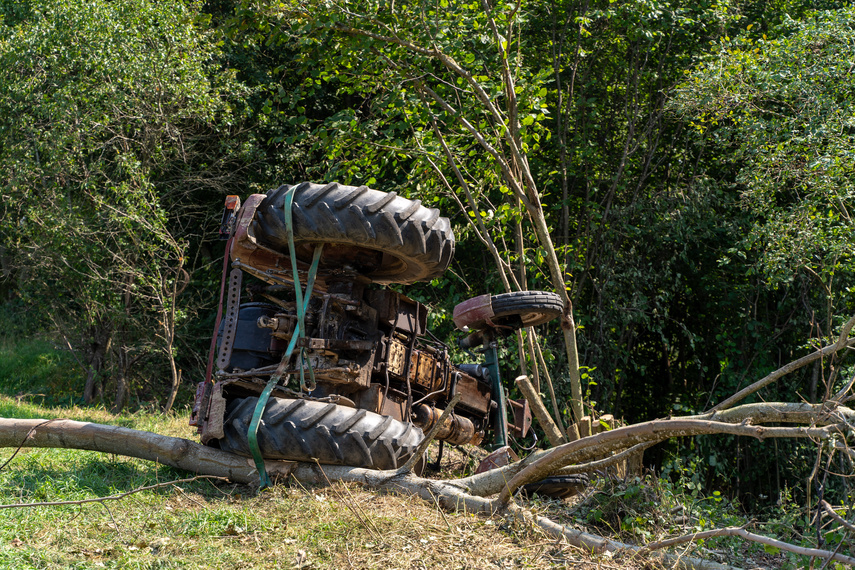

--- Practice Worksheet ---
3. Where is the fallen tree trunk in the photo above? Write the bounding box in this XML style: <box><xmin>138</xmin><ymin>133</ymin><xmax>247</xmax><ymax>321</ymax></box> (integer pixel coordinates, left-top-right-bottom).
<box><xmin>0</xmin><ymin>418</ymin><xmax>295</xmax><ymax>484</ymax></box>
<box><xmin>6</xmin><ymin>414</ymin><xmax>833</xmax><ymax>500</ymax></box>
<box><xmin>446</xmin><ymin>401</ymin><xmax>854</xmax><ymax>497</ymax></box>
<box><xmin>493</xmin><ymin>418</ymin><xmax>834</xmax><ymax>505</ymax></box>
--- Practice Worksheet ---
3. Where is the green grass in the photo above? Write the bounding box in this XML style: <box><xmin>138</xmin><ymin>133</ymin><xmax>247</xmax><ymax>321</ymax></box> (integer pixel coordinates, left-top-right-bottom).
<box><xmin>0</xmin><ymin>326</ymin><xmax>593</xmax><ymax>568</ymax></box>
<box><xmin>0</xmin><ymin>397</ymin><xmax>599</xmax><ymax>570</ymax></box>
<box><xmin>0</xmin><ymin>395</ymin><xmax>790</xmax><ymax>570</ymax></box>
<box><xmin>1</xmin><ymin>395</ymin><xmax>846</xmax><ymax>569</ymax></box>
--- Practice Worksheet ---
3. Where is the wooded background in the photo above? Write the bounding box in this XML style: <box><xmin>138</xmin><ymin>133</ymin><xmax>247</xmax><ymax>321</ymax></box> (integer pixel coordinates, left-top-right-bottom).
<box><xmin>0</xmin><ymin>0</ymin><xmax>853</xmax><ymax>511</ymax></box>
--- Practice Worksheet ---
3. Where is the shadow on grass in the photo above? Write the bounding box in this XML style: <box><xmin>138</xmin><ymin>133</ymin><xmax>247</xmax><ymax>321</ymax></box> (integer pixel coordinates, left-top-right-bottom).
<box><xmin>0</xmin><ymin>338</ymin><xmax>84</xmax><ymax>405</ymax></box>
<box><xmin>0</xmin><ymin>450</ymin><xmax>231</xmax><ymax>503</ymax></box>
<box><xmin>0</xmin><ymin>396</ymin><xmax>183</xmax><ymax>431</ymax></box>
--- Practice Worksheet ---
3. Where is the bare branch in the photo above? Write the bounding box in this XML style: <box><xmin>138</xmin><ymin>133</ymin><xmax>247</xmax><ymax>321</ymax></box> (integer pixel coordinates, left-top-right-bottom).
<box><xmin>421</xmin><ymin>116</ymin><xmax>514</xmax><ymax>291</ymax></box>
<box><xmin>520</xmin><ymin>504</ymin><xmax>739</xmax><ymax>570</ymax></box>
<box><xmin>495</xmin><ymin>418</ymin><xmax>834</xmax><ymax>506</ymax></box>
<box><xmin>0</xmin><ymin>418</ymin><xmax>62</xmax><ymax>472</ymax></box>
<box><xmin>0</xmin><ymin>417</ymin><xmax>296</xmax><ymax>485</ymax></box>
<box><xmin>397</xmin><ymin>394</ymin><xmax>461</xmax><ymax>474</ymax></box>
<box><xmin>554</xmin><ymin>441</ymin><xmax>656</xmax><ymax>476</ymax></box>
<box><xmin>820</xmin><ymin>500</ymin><xmax>855</xmax><ymax>534</ymax></box>
<box><xmin>531</xmin><ymin>329</ymin><xmax>568</xmax><ymax>438</ymax></box>
<box><xmin>452</xmin><ymin>403</ymin><xmax>850</xmax><ymax>497</ymax></box>
<box><xmin>641</xmin><ymin>526</ymin><xmax>855</xmax><ymax>566</ymax></box>
<box><xmin>515</xmin><ymin>375</ymin><xmax>566</xmax><ymax>446</ymax></box>
<box><xmin>692</xmin><ymin>402</ymin><xmax>855</xmax><ymax>425</ymax></box>
<box><xmin>414</xmin><ymin>81</ymin><xmax>531</xmax><ymax>206</ymax></box>
<box><xmin>711</xmin><ymin>314</ymin><xmax>855</xmax><ymax>412</ymax></box>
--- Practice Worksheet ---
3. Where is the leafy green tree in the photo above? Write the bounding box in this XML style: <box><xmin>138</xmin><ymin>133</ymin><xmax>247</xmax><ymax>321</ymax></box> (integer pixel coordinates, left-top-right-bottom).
<box><xmin>220</xmin><ymin>0</ymin><xmax>851</xmax><ymax>431</ymax></box>
<box><xmin>657</xmin><ymin>5</ymin><xmax>855</xmax><ymax>501</ymax></box>
<box><xmin>221</xmin><ymin>0</ymin><xmax>752</xmax><ymax>425</ymax></box>
<box><xmin>226</xmin><ymin>0</ymin><xmax>606</xmax><ymax>424</ymax></box>
<box><xmin>671</xmin><ymin>5</ymin><xmax>855</xmax><ymax>399</ymax></box>
<box><xmin>0</xmin><ymin>0</ymin><xmax>249</xmax><ymax>409</ymax></box>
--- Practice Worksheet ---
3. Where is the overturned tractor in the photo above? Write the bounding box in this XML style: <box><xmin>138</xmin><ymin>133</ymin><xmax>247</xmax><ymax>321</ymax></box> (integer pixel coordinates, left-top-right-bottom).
<box><xmin>190</xmin><ymin>182</ymin><xmax>567</xmax><ymax>484</ymax></box>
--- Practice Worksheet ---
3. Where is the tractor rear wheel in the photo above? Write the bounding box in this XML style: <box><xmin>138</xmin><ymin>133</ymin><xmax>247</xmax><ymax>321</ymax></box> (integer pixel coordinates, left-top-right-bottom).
<box><xmin>253</xmin><ymin>182</ymin><xmax>454</xmax><ymax>285</ymax></box>
<box><xmin>217</xmin><ymin>397</ymin><xmax>425</xmax><ymax>470</ymax></box>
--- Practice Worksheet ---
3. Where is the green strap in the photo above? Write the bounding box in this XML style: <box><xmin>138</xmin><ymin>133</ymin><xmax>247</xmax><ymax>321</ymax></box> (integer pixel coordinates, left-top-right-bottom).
<box><xmin>484</xmin><ymin>339</ymin><xmax>507</xmax><ymax>449</ymax></box>
<box><xmin>247</xmin><ymin>378</ymin><xmax>279</xmax><ymax>488</ymax></box>
<box><xmin>247</xmin><ymin>187</ymin><xmax>324</xmax><ymax>489</ymax></box>
<box><xmin>282</xmin><ymin>184</ymin><xmax>319</xmax><ymax>393</ymax></box>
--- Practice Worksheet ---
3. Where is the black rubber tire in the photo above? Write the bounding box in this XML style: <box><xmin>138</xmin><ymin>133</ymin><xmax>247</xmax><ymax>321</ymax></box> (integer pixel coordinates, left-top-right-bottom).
<box><xmin>490</xmin><ymin>291</ymin><xmax>564</xmax><ymax>328</ymax></box>
<box><xmin>217</xmin><ymin>397</ymin><xmax>425</xmax><ymax>470</ymax></box>
<box><xmin>520</xmin><ymin>474</ymin><xmax>589</xmax><ymax>500</ymax></box>
<box><xmin>252</xmin><ymin>182</ymin><xmax>455</xmax><ymax>285</ymax></box>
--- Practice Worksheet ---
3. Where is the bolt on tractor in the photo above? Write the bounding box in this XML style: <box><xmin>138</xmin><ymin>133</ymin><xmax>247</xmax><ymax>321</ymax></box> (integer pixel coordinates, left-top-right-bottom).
<box><xmin>190</xmin><ymin>182</ymin><xmax>581</xmax><ymax>493</ymax></box>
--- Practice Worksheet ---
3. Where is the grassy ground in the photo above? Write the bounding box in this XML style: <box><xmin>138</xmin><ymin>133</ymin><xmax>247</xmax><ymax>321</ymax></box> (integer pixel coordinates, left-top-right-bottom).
<box><xmin>0</xmin><ymin>396</ymin><xmax>644</xmax><ymax>570</ymax></box>
<box><xmin>0</xmin><ymin>334</ymin><xmax>815</xmax><ymax>570</ymax></box>
<box><xmin>0</xmin><ymin>395</ymin><xmax>806</xmax><ymax>570</ymax></box>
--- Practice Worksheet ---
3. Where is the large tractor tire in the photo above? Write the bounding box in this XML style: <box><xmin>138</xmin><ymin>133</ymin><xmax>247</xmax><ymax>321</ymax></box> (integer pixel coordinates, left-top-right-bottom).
<box><xmin>252</xmin><ymin>182</ymin><xmax>455</xmax><ymax>285</ymax></box>
<box><xmin>217</xmin><ymin>397</ymin><xmax>425</xmax><ymax>470</ymax></box>
<box><xmin>490</xmin><ymin>291</ymin><xmax>564</xmax><ymax>328</ymax></box>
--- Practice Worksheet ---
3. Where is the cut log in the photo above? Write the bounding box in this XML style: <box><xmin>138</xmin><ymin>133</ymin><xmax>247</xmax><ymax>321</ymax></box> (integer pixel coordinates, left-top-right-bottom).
<box><xmin>514</xmin><ymin>375</ymin><xmax>566</xmax><ymax>446</ymax></box>
<box><xmin>0</xmin><ymin>418</ymin><xmax>295</xmax><ymax>484</ymax></box>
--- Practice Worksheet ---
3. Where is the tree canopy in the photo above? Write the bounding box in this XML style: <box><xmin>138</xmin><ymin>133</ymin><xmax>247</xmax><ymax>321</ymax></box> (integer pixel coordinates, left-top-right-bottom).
<box><xmin>0</xmin><ymin>0</ymin><xmax>251</xmax><ymax>409</ymax></box>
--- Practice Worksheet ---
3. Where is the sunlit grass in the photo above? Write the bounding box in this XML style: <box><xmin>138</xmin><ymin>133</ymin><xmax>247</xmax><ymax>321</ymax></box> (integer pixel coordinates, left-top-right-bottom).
<box><xmin>0</xmin><ymin>395</ymin><xmax>600</xmax><ymax>569</ymax></box>
<box><xmin>0</xmin><ymin>329</ymin><xmax>799</xmax><ymax>568</ymax></box>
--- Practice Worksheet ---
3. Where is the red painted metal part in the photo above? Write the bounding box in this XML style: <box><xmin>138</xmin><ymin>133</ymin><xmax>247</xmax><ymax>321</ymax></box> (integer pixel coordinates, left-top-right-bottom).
<box><xmin>474</xmin><ymin>445</ymin><xmax>520</xmax><ymax>474</ymax></box>
<box><xmin>508</xmin><ymin>398</ymin><xmax>532</xmax><ymax>438</ymax></box>
<box><xmin>228</xmin><ymin>193</ymin><xmax>328</xmax><ymax>290</ymax></box>
<box><xmin>229</xmin><ymin>193</ymin><xmax>267</xmax><ymax>263</ymax></box>
<box><xmin>452</xmin><ymin>294</ymin><xmax>494</xmax><ymax>331</ymax></box>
